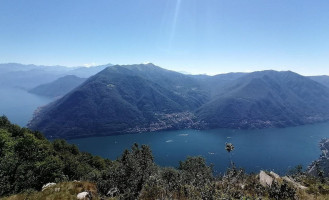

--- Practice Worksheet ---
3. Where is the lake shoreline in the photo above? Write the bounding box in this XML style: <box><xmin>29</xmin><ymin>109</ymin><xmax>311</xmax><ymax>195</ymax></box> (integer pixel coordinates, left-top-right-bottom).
<box><xmin>308</xmin><ymin>138</ymin><xmax>329</xmax><ymax>176</ymax></box>
<box><xmin>50</xmin><ymin>121</ymin><xmax>329</xmax><ymax>140</ymax></box>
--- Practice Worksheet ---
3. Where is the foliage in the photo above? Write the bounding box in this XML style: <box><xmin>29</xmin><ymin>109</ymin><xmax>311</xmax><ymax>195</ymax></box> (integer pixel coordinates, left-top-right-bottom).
<box><xmin>225</xmin><ymin>142</ymin><xmax>235</xmax><ymax>153</ymax></box>
<box><xmin>0</xmin><ymin>116</ymin><xmax>109</xmax><ymax>196</ymax></box>
<box><xmin>179</xmin><ymin>156</ymin><xmax>213</xmax><ymax>187</ymax></box>
<box><xmin>95</xmin><ymin>143</ymin><xmax>156</xmax><ymax>199</ymax></box>
<box><xmin>268</xmin><ymin>181</ymin><xmax>296</xmax><ymax>200</ymax></box>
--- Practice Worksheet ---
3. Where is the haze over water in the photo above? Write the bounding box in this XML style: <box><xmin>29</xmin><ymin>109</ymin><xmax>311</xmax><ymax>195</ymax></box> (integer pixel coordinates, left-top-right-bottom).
<box><xmin>0</xmin><ymin>87</ymin><xmax>53</xmax><ymax>126</ymax></box>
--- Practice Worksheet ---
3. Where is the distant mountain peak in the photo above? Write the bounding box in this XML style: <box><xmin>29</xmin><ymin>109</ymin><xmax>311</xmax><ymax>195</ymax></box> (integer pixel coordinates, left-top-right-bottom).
<box><xmin>104</xmin><ymin>63</ymin><xmax>171</xmax><ymax>74</ymax></box>
<box><xmin>28</xmin><ymin>75</ymin><xmax>87</xmax><ymax>98</ymax></box>
<box><xmin>142</xmin><ymin>61</ymin><xmax>154</xmax><ymax>65</ymax></box>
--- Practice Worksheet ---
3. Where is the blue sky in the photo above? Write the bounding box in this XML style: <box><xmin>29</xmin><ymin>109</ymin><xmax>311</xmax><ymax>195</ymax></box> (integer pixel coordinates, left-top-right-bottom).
<box><xmin>1</xmin><ymin>0</ymin><xmax>329</xmax><ymax>75</ymax></box>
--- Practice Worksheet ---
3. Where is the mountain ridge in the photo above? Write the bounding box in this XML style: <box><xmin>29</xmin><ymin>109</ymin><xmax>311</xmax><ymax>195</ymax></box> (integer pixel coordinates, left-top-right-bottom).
<box><xmin>28</xmin><ymin>75</ymin><xmax>87</xmax><ymax>98</ymax></box>
<box><xmin>0</xmin><ymin>63</ymin><xmax>112</xmax><ymax>89</ymax></box>
<box><xmin>28</xmin><ymin>64</ymin><xmax>329</xmax><ymax>139</ymax></box>
<box><xmin>28</xmin><ymin>64</ymin><xmax>206</xmax><ymax>138</ymax></box>
<box><xmin>197</xmin><ymin>70</ymin><xmax>329</xmax><ymax>129</ymax></box>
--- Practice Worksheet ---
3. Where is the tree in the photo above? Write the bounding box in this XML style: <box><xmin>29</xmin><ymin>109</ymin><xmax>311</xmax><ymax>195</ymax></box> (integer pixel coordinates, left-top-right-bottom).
<box><xmin>179</xmin><ymin>156</ymin><xmax>213</xmax><ymax>187</ymax></box>
<box><xmin>225</xmin><ymin>142</ymin><xmax>235</xmax><ymax>167</ymax></box>
<box><xmin>116</xmin><ymin>143</ymin><xmax>156</xmax><ymax>199</ymax></box>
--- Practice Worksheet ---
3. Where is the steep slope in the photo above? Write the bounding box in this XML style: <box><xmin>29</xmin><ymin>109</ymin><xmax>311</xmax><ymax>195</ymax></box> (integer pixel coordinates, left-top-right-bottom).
<box><xmin>192</xmin><ymin>72</ymin><xmax>247</xmax><ymax>97</ymax></box>
<box><xmin>29</xmin><ymin>75</ymin><xmax>87</xmax><ymax>98</ymax></box>
<box><xmin>309</xmin><ymin>75</ymin><xmax>329</xmax><ymax>88</ymax></box>
<box><xmin>29</xmin><ymin>64</ymin><xmax>207</xmax><ymax>138</ymax></box>
<box><xmin>197</xmin><ymin>70</ymin><xmax>329</xmax><ymax>128</ymax></box>
<box><xmin>106</xmin><ymin>63</ymin><xmax>209</xmax><ymax>106</ymax></box>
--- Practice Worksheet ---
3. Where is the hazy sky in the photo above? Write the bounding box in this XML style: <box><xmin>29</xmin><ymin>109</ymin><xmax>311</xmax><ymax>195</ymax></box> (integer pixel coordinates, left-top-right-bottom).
<box><xmin>1</xmin><ymin>0</ymin><xmax>329</xmax><ymax>75</ymax></box>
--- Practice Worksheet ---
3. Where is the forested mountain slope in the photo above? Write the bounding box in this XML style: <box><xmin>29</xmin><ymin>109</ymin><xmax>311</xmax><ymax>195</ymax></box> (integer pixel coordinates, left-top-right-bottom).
<box><xmin>29</xmin><ymin>65</ymin><xmax>329</xmax><ymax>139</ymax></box>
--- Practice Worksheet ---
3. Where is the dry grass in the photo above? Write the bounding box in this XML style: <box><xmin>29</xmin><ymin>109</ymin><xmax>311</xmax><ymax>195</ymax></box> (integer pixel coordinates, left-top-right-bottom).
<box><xmin>0</xmin><ymin>181</ymin><xmax>107</xmax><ymax>200</ymax></box>
<box><xmin>3</xmin><ymin>179</ymin><xmax>329</xmax><ymax>200</ymax></box>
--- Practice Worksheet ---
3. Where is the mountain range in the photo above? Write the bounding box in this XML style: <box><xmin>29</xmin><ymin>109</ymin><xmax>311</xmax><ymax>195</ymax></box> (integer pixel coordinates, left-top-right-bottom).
<box><xmin>0</xmin><ymin>63</ymin><xmax>111</xmax><ymax>89</ymax></box>
<box><xmin>28</xmin><ymin>75</ymin><xmax>87</xmax><ymax>98</ymax></box>
<box><xmin>27</xmin><ymin>63</ymin><xmax>329</xmax><ymax>139</ymax></box>
<box><xmin>197</xmin><ymin>70</ymin><xmax>329</xmax><ymax>129</ymax></box>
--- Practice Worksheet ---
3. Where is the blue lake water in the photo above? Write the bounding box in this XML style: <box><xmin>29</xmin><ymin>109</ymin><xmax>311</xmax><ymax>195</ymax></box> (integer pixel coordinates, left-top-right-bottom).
<box><xmin>69</xmin><ymin>123</ymin><xmax>329</xmax><ymax>175</ymax></box>
<box><xmin>0</xmin><ymin>87</ymin><xmax>53</xmax><ymax>126</ymax></box>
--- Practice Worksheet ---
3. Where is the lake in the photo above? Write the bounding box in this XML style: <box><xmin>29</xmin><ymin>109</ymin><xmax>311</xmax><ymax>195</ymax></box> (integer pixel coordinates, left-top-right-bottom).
<box><xmin>0</xmin><ymin>87</ymin><xmax>53</xmax><ymax>126</ymax></box>
<box><xmin>69</xmin><ymin>122</ymin><xmax>329</xmax><ymax>175</ymax></box>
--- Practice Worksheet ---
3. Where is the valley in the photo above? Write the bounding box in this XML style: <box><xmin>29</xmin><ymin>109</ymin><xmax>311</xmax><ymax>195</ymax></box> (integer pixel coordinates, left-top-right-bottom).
<box><xmin>3</xmin><ymin>2</ymin><xmax>329</xmax><ymax>198</ymax></box>
<box><xmin>2</xmin><ymin>62</ymin><xmax>329</xmax><ymax>178</ymax></box>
